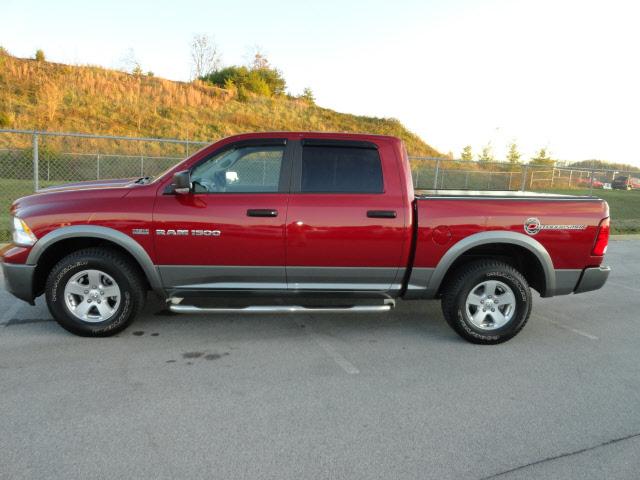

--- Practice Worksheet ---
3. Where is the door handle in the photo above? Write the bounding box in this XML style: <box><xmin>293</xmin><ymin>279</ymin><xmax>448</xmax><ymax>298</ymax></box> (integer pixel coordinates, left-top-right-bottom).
<box><xmin>247</xmin><ymin>209</ymin><xmax>278</xmax><ymax>217</ymax></box>
<box><xmin>367</xmin><ymin>210</ymin><xmax>397</xmax><ymax>219</ymax></box>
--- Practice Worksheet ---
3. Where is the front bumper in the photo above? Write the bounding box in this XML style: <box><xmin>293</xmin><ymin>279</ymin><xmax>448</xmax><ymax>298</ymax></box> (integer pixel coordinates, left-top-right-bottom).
<box><xmin>574</xmin><ymin>265</ymin><xmax>611</xmax><ymax>294</ymax></box>
<box><xmin>1</xmin><ymin>262</ymin><xmax>36</xmax><ymax>304</ymax></box>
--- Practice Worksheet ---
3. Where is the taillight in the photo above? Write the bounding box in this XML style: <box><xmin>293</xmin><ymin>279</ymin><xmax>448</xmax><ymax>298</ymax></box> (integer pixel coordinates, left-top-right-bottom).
<box><xmin>592</xmin><ymin>217</ymin><xmax>610</xmax><ymax>256</ymax></box>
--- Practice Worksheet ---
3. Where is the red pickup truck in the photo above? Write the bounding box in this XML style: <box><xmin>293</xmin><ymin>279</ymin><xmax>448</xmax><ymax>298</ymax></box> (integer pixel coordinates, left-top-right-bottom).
<box><xmin>1</xmin><ymin>132</ymin><xmax>611</xmax><ymax>344</ymax></box>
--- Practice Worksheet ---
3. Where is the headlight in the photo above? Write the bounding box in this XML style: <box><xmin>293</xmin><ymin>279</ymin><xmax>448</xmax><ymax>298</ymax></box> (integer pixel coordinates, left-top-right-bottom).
<box><xmin>12</xmin><ymin>217</ymin><xmax>38</xmax><ymax>247</ymax></box>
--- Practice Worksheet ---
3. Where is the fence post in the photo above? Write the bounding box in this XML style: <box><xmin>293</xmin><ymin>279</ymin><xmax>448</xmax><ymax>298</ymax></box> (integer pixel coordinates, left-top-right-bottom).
<box><xmin>589</xmin><ymin>169</ymin><xmax>595</xmax><ymax>196</ymax></box>
<box><xmin>433</xmin><ymin>158</ymin><xmax>440</xmax><ymax>190</ymax></box>
<box><xmin>529</xmin><ymin>169</ymin><xmax>535</xmax><ymax>189</ymax></box>
<box><xmin>520</xmin><ymin>165</ymin><xmax>528</xmax><ymax>192</ymax></box>
<box><xmin>140</xmin><ymin>156</ymin><xmax>144</xmax><ymax>176</ymax></box>
<box><xmin>32</xmin><ymin>132</ymin><xmax>39</xmax><ymax>191</ymax></box>
<box><xmin>97</xmin><ymin>154</ymin><xmax>100</xmax><ymax>180</ymax></box>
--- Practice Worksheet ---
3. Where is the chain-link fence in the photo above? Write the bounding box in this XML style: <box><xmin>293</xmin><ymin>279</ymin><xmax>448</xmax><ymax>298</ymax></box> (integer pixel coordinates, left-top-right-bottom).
<box><xmin>1</xmin><ymin>129</ymin><xmax>639</xmax><ymax>240</ymax></box>
<box><xmin>0</xmin><ymin>129</ymin><xmax>208</xmax><ymax>241</ymax></box>
<box><xmin>409</xmin><ymin>157</ymin><xmax>640</xmax><ymax>193</ymax></box>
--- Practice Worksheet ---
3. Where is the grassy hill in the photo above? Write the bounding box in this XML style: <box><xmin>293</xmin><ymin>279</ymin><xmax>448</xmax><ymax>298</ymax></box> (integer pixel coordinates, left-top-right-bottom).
<box><xmin>0</xmin><ymin>51</ymin><xmax>441</xmax><ymax>156</ymax></box>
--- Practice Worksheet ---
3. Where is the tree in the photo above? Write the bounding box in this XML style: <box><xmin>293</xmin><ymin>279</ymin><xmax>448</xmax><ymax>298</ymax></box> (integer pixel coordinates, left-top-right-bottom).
<box><xmin>120</xmin><ymin>48</ymin><xmax>142</xmax><ymax>74</ymax></box>
<box><xmin>301</xmin><ymin>87</ymin><xmax>315</xmax><ymax>104</ymax></box>
<box><xmin>460</xmin><ymin>145</ymin><xmax>473</xmax><ymax>161</ymax></box>
<box><xmin>35</xmin><ymin>49</ymin><xmax>45</xmax><ymax>62</ymax></box>
<box><xmin>530</xmin><ymin>148</ymin><xmax>555</xmax><ymax>167</ymax></box>
<box><xmin>251</xmin><ymin>51</ymin><xmax>269</xmax><ymax>70</ymax></box>
<box><xmin>506</xmin><ymin>142</ymin><xmax>521</xmax><ymax>164</ymax></box>
<box><xmin>191</xmin><ymin>34</ymin><xmax>221</xmax><ymax>79</ymax></box>
<box><xmin>478</xmin><ymin>144</ymin><xmax>495</xmax><ymax>164</ymax></box>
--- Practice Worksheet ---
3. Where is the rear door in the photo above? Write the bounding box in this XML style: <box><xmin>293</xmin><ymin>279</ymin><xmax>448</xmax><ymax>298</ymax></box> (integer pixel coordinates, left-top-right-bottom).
<box><xmin>153</xmin><ymin>138</ymin><xmax>292</xmax><ymax>291</ymax></box>
<box><xmin>285</xmin><ymin>139</ymin><xmax>408</xmax><ymax>292</ymax></box>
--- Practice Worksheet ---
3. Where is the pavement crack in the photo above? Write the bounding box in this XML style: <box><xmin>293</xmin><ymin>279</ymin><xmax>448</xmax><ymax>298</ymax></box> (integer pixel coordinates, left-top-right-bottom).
<box><xmin>5</xmin><ymin>318</ymin><xmax>53</xmax><ymax>326</ymax></box>
<box><xmin>479</xmin><ymin>431</ymin><xmax>640</xmax><ymax>479</ymax></box>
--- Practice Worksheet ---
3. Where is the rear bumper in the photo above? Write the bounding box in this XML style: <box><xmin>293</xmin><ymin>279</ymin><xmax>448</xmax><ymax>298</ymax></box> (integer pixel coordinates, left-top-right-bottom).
<box><xmin>1</xmin><ymin>262</ymin><xmax>36</xmax><ymax>304</ymax></box>
<box><xmin>574</xmin><ymin>266</ymin><xmax>611</xmax><ymax>294</ymax></box>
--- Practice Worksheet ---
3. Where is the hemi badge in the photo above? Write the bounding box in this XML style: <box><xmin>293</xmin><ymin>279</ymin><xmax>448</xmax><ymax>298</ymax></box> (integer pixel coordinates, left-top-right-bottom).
<box><xmin>132</xmin><ymin>228</ymin><xmax>149</xmax><ymax>235</ymax></box>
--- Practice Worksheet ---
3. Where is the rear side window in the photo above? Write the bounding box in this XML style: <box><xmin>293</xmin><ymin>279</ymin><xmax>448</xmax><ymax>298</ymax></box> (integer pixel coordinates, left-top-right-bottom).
<box><xmin>301</xmin><ymin>146</ymin><xmax>383</xmax><ymax>193</ymax></box>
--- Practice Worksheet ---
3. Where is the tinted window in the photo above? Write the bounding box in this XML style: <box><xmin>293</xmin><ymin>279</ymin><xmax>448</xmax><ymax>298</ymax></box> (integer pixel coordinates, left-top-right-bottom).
<box><xmin>191</xmin><ymin>145</ymin><xmax>284</xmax><ymax>193</ymax></box>
<box><xmin>301</xmin><ymin>146</ymin><xmax>383</xmax><ymax>193</ymax></box>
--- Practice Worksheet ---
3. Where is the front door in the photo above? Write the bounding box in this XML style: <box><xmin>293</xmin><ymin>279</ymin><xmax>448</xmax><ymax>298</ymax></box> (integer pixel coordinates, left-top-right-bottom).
<box><xmin>285</xmin><ymin>139</ymin><xmax>408</xmax><ymax>292</ymax></box>
<box><xmin>154</xmin><ymin>139</ymin><xmax>291</xmax><ymax>291</ymax></box>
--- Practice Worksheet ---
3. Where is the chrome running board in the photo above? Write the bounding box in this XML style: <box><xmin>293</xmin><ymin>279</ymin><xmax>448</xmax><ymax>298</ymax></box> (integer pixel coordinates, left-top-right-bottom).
<box><xmin>169</xmin><ymin>302</ymin><xmax>394</xmax><ymax>315</ymax></box>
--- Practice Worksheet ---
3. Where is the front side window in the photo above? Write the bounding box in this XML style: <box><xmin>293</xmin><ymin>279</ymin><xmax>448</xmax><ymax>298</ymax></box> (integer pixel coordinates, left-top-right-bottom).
<box><xmin>301</xmin><ymin>146</ymin><xmax>383</xmax><ymax>193</ymax></box>
<box><xmin>191</xmin><ymin>145</ymin><xmax>284</xmax><ymax>193</ymax></box>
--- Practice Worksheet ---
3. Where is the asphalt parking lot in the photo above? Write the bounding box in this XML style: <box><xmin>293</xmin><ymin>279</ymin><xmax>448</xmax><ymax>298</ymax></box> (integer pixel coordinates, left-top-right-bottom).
<box><xmin>1</xmin><ymin>240</ymin><xmax>639</xmax><ymax>480</ymax></box>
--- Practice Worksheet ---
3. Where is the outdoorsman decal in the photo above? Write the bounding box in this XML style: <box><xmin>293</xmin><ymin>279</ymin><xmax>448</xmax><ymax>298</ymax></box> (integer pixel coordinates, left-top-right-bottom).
<box><xmin>524</xmin><ymin>217</ymin><xmax>587</xmax><ymax>236</ymax></box>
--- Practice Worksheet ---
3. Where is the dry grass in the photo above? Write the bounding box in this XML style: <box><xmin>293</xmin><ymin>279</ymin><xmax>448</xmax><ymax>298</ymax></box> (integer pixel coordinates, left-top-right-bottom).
<box><xmin>0</xmin><ymin>53</ymin><xmax>441</xmax><ymax>156</ymax></box>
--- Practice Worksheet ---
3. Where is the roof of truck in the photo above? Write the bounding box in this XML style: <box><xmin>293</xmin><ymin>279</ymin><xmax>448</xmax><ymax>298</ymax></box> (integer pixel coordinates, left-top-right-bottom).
<box><xmin>220</xmin><ymin>131</ymin><xmax>402</xmax><ymax>142</ymax></box>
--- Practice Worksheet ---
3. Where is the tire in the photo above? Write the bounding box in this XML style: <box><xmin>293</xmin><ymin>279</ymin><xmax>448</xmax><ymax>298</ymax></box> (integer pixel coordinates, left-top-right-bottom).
<box><xmin>441</xmin><ymin>260</ymin><xmax>532</xmax><ymax>344</ymax></box>
<box><xmin>45</xmin><ymin>248</ymin><xmax>146</xmax><ymax>337</ymax></box>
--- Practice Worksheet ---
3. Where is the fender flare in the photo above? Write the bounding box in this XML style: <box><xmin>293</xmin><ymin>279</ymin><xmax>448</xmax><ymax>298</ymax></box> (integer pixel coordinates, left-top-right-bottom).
<box><xmin>407</xmin><ymin>231</ymin><xmax>555</xmax><ymax>298</ymax></box>
<box><xmin>27</xmin><ymin>225</ymin><xmax>164</xmax><ymax>293</ymax></box>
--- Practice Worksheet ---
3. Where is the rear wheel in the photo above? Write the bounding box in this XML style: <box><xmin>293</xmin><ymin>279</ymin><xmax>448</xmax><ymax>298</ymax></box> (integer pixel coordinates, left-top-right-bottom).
<box><xmin>441</xmin><ymin>260</ymin><xmax>532</xmax><ymax>344</ymax></box>
<box><xmin>45</xmin><ymin>248</ymin><xmax>146</xmax><ymax>336</ymax></box>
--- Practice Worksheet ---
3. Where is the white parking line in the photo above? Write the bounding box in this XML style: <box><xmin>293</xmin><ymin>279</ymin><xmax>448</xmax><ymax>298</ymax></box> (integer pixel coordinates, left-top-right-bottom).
<box><xmin>607</xmin><ymin>281</ymin><xmax>640</xmax><ymax>293</ymax></box>
<box><xmin>0</xmin><ymin>300</ymin><xmax>24</xmax><ymax>326</ymax></box>
<box><xmin>537</xmin><ymin>314</ymin><xmax>599</xmax><ymax>340</ymax></box>
<box><xmin>299</xmin><ymin>320</ymin><xmax>360</xmax><ymax>375</ymax></box>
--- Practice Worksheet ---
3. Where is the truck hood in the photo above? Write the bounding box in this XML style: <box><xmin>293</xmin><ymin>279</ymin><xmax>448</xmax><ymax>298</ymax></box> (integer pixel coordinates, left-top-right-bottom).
<box><xmin>39</xmin><ymin>178</ymin><xmax>137</xmax><ymax>193</ymax></box>
<box><xmin>12</xmin><ymin>178</ymin><xmax>141</xmax><ymax>217</ymax></box>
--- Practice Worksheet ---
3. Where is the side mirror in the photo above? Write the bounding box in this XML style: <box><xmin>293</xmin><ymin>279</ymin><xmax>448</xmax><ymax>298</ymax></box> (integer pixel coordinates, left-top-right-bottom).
<box><xmin>172</xmin><ymin>170</ymin><xmax>191</xmax><ymax>194</ymax></box>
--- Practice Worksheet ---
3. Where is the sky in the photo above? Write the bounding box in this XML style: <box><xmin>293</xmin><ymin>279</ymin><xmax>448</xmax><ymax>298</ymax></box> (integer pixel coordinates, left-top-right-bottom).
<box><xmin>2</xmin><ymin>0</ymin><xmax>639</xmax><ymax>164</ymax></box>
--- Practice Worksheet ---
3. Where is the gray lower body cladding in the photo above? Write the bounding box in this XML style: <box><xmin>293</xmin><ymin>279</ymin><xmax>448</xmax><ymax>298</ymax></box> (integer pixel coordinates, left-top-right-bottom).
<box><xmin>403</xmin><ymin>266</ymin><xmax>605</xmax><ymax>298</ymax></box>
<box><xmin>1</xmin><ymin>262</ymin><xmax>36</xmax><ymax>304</ymax></box>
<box><xmin>158</xmin><ymin>265</ymin><xmax>405</xmax><ymax>293</ymax></box>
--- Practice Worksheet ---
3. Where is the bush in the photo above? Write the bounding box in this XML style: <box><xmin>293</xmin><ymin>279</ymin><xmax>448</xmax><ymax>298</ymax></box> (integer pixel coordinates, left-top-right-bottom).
<box><xmin>202</xmin><ymin>65</ymin><xmax>286</xmax><ymax>97</ymax></box>
<box><xmin>301</xmin><ymin>88</ymin><xmax>315</xmax><ymax>104</ymax></box>
<box><xmin>0</xmin><ymin>111</ymin><xmax>11</xmax><ymax>127</ymax></box>
<box><xmin>35</xmin><ymin>49</ymin><xmax>45</xmax><ymax>62</ymax></box>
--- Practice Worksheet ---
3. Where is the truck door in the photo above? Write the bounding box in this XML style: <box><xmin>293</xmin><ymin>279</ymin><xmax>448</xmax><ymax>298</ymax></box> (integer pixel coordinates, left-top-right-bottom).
<box><xmin>285</xmin><ymin>139</ymin><xmax>408</xmax><ymax>292</ymax></box>
<box><xmin>153</xmin><ymin>139</ymin><xmax>292</xmax><ymax>291</ymax></box>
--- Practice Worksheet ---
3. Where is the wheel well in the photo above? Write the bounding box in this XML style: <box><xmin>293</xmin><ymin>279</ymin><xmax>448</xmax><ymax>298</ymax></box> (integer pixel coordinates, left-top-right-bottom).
<box><xmin>33</xmin><ymin>238</ymin><xmax>151</xmax><ymax>297</ymax></box>
<box><xmin>437</xmin><ymin>243</ymin><xmax>547</xmax><ymax>296</ymax></box>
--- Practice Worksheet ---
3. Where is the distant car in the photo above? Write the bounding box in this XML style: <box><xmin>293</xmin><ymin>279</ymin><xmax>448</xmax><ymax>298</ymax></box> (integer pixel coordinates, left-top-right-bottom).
<box><xmin>612</xmin><ymin>175</ymin><xmax>640</xmax><ymax>190</ymax></box>
<box><xmin>577</xmin><ymin>177</ymin><xmax>604</xmax><ymax>188</ymax></box>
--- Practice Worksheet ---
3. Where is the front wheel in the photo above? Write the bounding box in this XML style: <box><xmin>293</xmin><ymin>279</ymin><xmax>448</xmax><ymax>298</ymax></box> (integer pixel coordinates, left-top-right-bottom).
<box><xmin>441</xmin><ymin>260</ymin><xmax>532</xmax><ymax>344</ymax></box>
<box><xmin>45</xmin><ymin>248</ymin><xmax>146</xmax><ymax>336</ymax></box>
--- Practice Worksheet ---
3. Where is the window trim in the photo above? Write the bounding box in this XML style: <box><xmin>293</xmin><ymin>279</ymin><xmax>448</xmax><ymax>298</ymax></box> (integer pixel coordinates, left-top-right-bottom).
<box><xmin>187</xmin><ymin>138</ymin><xmax>292</xmax><ymax>195</ymax></box>
<box><xmin>291</xmin><ymin>139</ymin><xmax>385</xmax><ymax>194</ymax></box>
